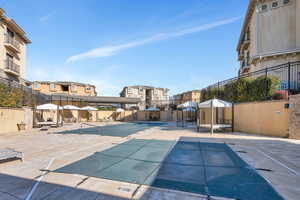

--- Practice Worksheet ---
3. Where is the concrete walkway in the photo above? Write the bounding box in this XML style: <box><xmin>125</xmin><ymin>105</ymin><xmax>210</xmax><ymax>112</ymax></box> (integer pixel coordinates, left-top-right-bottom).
<box><xmin>0</xmin><ymin>122</ymin><xmax>299</xmax><ymax>200</ymax></box>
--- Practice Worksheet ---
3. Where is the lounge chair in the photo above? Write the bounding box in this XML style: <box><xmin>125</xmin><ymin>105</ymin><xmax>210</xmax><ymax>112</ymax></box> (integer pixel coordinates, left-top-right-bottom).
<box><xmin>0</xmin><ymin>149</ymin><xmax>23</xmax><ymax>163</ymax></box>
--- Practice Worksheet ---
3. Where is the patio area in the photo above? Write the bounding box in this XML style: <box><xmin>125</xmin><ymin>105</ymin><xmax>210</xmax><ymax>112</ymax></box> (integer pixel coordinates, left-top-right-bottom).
<box><xmin>0</xmin><ymin>122</ymin><xmax>299</xmax><ymax>200</ymax></box>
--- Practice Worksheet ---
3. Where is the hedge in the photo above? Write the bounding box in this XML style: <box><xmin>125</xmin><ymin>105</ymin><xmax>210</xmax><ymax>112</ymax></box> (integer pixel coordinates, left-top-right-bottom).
<box><xmin>201</xmin><ymin>75</ymin><xmax>280</xmax><ymax>103</ymax></box>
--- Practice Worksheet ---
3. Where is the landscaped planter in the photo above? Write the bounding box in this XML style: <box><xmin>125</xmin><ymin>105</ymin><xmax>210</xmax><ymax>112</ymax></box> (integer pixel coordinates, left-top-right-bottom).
<box><xmin>17</xmin><ymin>123</ymin><xmax>26</xmax><ymax>131</ymax></box>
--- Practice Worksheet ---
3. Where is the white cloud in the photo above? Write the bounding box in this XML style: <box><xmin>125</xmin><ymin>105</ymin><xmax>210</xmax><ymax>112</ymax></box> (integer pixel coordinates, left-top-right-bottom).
<box><xmin>66</xmin><ymin>16</ymin><xmax>241</xmax><ymax>62</ymax></box>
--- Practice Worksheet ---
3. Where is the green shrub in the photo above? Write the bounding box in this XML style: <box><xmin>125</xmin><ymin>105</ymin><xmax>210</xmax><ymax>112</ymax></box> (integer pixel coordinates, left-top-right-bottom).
<box><xmin>201</xmin><ymin>75</ymin><xmax>280</xmax><ymax>103</ymax></box>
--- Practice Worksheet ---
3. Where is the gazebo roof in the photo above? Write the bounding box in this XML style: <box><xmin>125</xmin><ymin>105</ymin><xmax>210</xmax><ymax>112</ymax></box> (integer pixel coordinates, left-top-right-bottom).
<box><xmin>198</xmin><ymin>99</ymin><xmax>232</xmax><ymax>108</ymax></box>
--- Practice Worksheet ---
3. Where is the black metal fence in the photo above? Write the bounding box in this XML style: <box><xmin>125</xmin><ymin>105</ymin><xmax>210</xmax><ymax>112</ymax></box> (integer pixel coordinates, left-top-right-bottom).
<box><xmin>201</xmin><ymin>61</ymin><xmax>300</xmax><ymax>103</ymax></box>
<box><xmin>0</xmin><ymin>77</ymin><xmax>88</xmax><ymax>108</ymax></box>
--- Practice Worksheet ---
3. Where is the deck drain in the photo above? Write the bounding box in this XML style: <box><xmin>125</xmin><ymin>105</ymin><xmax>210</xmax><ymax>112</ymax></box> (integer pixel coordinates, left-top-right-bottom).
<box><xmin>117</xmin><ymin>186</ymin><xmax>132</xmax><ymax>193</ymax></box>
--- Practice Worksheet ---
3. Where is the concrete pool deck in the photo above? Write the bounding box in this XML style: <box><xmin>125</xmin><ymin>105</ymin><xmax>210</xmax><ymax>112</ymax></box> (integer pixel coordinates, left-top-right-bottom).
<box><xmin>0</xmin><ymin>122</ymin><xmax>299</xmax><ymax>200</ymax></box>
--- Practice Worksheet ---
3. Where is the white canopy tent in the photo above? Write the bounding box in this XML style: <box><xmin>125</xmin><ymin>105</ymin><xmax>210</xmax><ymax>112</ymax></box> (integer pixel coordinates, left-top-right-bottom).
<box><xmin>116</xmin><ymin>108</ymin><xmax>125</xmax><ymax>113</ymax></box>
<box><xmin>81</xmin><ymin>106</ymin><xmax>97</xmax><ymax>111</ymax></box>
<box><xmin>63</xmin><ymin>105</ymin><xmax>81</xmax><ymax>123</ymax></box>
<box><xmin>178</xmin><ymin>101</ymin><xmax>198</xmax><ymax>109</ymax></box>
<box><xmin>36</xmin><ymin>103</ymin><xmax>63</xmax><ymax>110</ymax></box>
<box><xmin>80</xmin><ymin>106</ymin><xmax>98</xmax><ymax>122</ymax></box>
<box><xmin>197</xmin><ymin>99</ymin><xmax>232</xmax><ymax>135</ymax></box>
<box><xmin>63</xmin><ymin>105</ymin><xmax>80</xmax><ymax>110</ymax></box>
<box><xmin>35</xmin><ymin>104</ymin><xmax>63</xmax><ymax>127</ymax></box>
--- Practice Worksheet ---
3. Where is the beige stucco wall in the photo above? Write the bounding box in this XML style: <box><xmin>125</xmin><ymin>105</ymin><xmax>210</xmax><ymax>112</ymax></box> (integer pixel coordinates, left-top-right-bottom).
<box><xmin>234</xmin><ymin>100</ymin><xmax>289</xmax><ymax>137</ymax></box>
<box><xmin>257</xmin><ymin>1</ymin><xmax>297</xmax><ymax>54</ymax></box>
<box><xmin>0</xmin><ymin>107</ymin><xmax>32</xmax><ymax>133</ymax></box>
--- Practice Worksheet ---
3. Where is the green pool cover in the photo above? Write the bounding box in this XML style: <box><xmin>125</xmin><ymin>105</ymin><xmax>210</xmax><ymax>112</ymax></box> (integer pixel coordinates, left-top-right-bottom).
<box><xmin>58</xmin><ymin>122</ymin><xmax>165</xmax><ymax>137</ymax></box>
<box><xmin>55</xmin><ymin>139</ymin><xmax>283</xmax><ymax>200</ymax></box>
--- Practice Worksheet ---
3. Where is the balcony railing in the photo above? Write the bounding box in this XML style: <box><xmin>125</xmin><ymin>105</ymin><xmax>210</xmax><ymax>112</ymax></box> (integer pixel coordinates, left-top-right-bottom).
<box><xmin>4</xmin><ymin>34</ymin><xmax>21</xmax><ymax>51</ymax></box>
<box><xmin>4</xmin><ymin>59</ymin><xmax>20</xmax><ymax>75</ymax></box>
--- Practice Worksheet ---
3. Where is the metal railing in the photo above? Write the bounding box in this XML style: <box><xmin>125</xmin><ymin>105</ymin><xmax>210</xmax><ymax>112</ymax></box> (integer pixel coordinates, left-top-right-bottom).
<box><xmin>4</xmin><ymin>33</ymin><xmax>21</xmax><ymax>50</ymax></box>
<box><xmin>0</xmin><ymin>77</ymin><xmax>89</xmax><ymax>108</ymax></box>
<box><xmin>202</xmin><ymin>61</ymin><xmax>300</xmax><ymax>102</ymax></box>
<box><xmin>4</xmin><ymin>59</ymin><xmax>20</xmax><ymax>74</ymax></box>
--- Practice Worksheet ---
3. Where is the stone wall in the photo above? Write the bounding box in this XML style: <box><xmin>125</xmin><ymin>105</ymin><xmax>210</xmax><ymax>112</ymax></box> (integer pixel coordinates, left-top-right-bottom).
<box><xmin>289</xmin><ymin>94</ymin><xmax>300</xmax><ymax>139</ymax></box>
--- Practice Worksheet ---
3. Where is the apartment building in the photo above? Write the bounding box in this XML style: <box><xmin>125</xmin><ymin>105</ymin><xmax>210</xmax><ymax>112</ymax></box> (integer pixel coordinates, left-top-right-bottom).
<box><xmin>31</xmin><ymin>81</ymin><xmax>97</xmax><ymax>96</ymax></box>
<box><xmin>0</xmin><ymin>8</ymin><xmax>31</xmax><ymax>84</ymax></box>
<box><xmin>120</xmin><ymin>85</ymin><xmax>169</xmax><ymax>110</ymax></box>
<box><xmin>173</xmin><ymin>90</ymin><xmax>201</xmax><ymax>105</ymax></box>
<box><xmin>237</xmin><ymin>0</ymin><xmax>300</xmax><ymax>75</ymax></box>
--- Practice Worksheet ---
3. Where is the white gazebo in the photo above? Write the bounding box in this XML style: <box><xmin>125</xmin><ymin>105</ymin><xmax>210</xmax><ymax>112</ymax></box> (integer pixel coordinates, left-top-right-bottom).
<box><xmin>81</xmin><ymin>106</ymin><xmax>97</xmax><ymax>111</ymax></box>
<box><xmin>63</xmin><ymin>105</ymin><xmax>81</xmax><ymax>123</ymax></box>
<box><xmin>63</xmin><ymin>105</ymin><xmax>80</xmax><ymax>110</ymax></box>
<box><xmin>198</xmin><ymin>99</ymin><xmax>232</xmax><ymax>135</ymax></box>
<box><xmin>36</xmin><ymin>104</ymin><xmax>63</xmax><ymax>127</ymax></box>
<box><xmin>178</xmin><ymin>101</ymin><xmax>198</xmax><ymax>109</ymax></box>
<box><xmin>80</xmin><ymin>106</ymin><xmax>98</xmax><ymax>122</ymax></box>
<box><xmin>116</xmin><ymin>108</ymin><xmax>125</xmax><ymax>113</ymax></box>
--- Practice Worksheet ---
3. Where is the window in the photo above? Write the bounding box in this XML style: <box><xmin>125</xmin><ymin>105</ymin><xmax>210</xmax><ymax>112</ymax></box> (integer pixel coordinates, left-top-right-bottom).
<box><xmin>272</xmin><ymin>1</ymin><xmax>279</xmax><ymax>8</ymax></box>
<box><xmin>283</xmin><ymin>0</ymin><xmax>290</xmax><ymax>5</ymax></box>
<box><xmin>50</xmin><ymin>83</ymin><xmax>56</xmax><ymax>90</ymax></box>
<box><xmin>86</xmin><ymin>87</ymin><xmax>91</xmax><ymax>91</ymax></box>
<box><xmin>35</xmin><ymin>82</ymin><xmax>40</xmax><ymax>89</ymax></box>
<box><xmin>261</xmin><ymin>4</ymin><xmax>268</xmax><ymax>11</ymax></box>
<box><xmin>7</xmin><ymin>28</ymin><xmax>14</xmax><ymax>38</ymax></box>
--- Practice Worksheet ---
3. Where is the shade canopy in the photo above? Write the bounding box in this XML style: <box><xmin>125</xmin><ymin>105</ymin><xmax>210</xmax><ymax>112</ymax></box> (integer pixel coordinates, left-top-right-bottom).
<box><xmin>36</xmin><ymin>103</ymin><xmax>62</xmax><ymax>110</ymax></box>
<box><xmin>198</xmin><ymin>99</ymin><xmax>232</xmax><ymax>108</ymax></box>
<box><xmin>80</xmin><ymin>106</ymin><xmax>97</xmax><ymax>111</ymax></box>
<box><xmin>146</xmin><ymin>107</ymin><xmax>160</xmax><ymax>111</ymax></box>
<box><xmin>182</xmin><ymin>107</ymin><xmax>196</xmax><ymax>111</ymax></box>
<box><xmin>63</xmin><ymin>105</ymin><xmax>80</xmax><ymax>110</ymax></box>
<box><xmin>116</xmin><ymin>108</ymin><xmax>125</xmax><ymax>113</ymax></box>
<box><xmin>178</xmin><ymin>101</ymin><xmax>198</xmax><ymax>108</ymax></box>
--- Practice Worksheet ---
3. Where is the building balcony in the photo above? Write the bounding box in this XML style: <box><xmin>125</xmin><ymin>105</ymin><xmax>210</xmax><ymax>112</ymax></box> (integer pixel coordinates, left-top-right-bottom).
<box><xmin>4</xmin><ymin>34</ymin><xmax>21</xmax><ymax>53</ymax></box>
<box><xmin>238</xmin><ymin>52</ymin><xmax>244</xmax><ymax>61</ymax></box>
<box><xmin>4</xmin><ymin>59</ymin><xmax>20</xmax><ymax>76</ymax></box>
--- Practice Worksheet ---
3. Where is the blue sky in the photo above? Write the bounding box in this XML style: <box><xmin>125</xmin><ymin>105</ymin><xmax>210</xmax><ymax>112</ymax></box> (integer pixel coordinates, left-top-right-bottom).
<box><xmin>1</xmin><ymin>0</ymin><xmax>248</xmax><ymax>96</ymax></box>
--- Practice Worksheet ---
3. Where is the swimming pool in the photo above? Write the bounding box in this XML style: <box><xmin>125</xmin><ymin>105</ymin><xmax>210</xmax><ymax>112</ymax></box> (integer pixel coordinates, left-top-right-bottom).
<box><xmin>58</xmin><ymin>122</ymin><xmax>165</xmax><ymax>137</ymax></box>
<box><xmin>55</xmin><ymin>139</ymin><xmax>283</xmax><ymax>200</ymax></box>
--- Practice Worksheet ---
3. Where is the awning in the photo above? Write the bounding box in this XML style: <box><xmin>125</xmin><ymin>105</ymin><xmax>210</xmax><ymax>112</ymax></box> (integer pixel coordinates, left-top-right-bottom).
<box><xmin>198</xmin><ymin>99</ymin><xmax>232</xmax><ymax>108</ymax></box>
<box><xmin>36</xmin><ymin>103</ymin><xmax>62</xmax><ymax>110</ymax></box>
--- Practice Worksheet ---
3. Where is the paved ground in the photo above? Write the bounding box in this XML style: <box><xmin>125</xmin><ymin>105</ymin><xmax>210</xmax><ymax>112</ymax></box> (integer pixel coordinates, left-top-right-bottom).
<box><xmin>0</xmin><ymin>122</ymin><xmax>300</xmax><ymax>200</ymax></box>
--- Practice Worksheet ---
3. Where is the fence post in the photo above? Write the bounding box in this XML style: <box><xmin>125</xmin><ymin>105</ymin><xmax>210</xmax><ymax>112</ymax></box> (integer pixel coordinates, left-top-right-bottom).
<box><xmin>265</xmin><ymin>67</ymin><xmax>268</xmax><ymax>100</ymax></box>
<box><xmin>288</xmin><ymin>62</ymin><xmax>291</xmax><ymax>96</ymax></box>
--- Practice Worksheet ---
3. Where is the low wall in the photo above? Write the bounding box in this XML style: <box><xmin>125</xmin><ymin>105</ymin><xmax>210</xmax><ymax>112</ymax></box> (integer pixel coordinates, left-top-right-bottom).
<box><xmin>234</xmin><ymin>100</ymin><xmax>289</xmax><ymax>137</ymax></box>
<box><xmin>0</xmin><ymin>107</ymin><xmax>33</xmax><ymax>134</ymax></box>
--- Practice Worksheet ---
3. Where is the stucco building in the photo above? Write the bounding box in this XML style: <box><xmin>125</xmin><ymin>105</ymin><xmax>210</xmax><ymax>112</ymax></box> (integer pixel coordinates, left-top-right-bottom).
<box><xmin>173</xmin><ymin>90</ymin><xmax>201</xmax><ymax>105</ymax></box>
<box><xmin>31</xmin><ymin>81</ymin><xmax>97</xmax><ymax>97</ymax></box>
<box><xmin>0</xmin><ymin>8</ymin><xmax>31</xmax><ymax>84</ymax></box>
<box><xmin>120</xmin><ymin>85</ymin><xmax>169</xmax><ymax>110</ymax></box>
<box><xmin>237</xmin><ymin>0</ymin><xmax>300</xmax><ymax>75</ymax></box>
